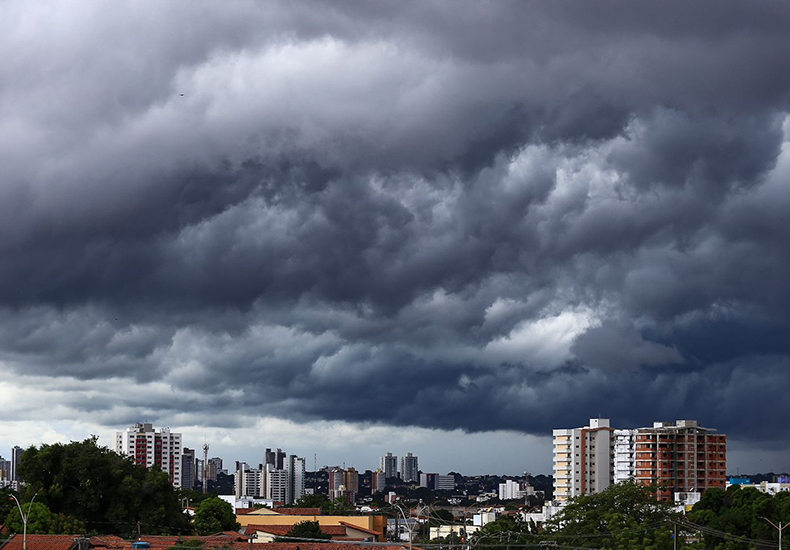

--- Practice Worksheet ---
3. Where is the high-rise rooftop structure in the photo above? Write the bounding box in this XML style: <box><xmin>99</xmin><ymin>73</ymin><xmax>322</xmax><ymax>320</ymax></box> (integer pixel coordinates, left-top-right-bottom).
<box><xmin>381</xmin><ymin>452</ymin><xmax>398</xmax><ymax>479</ymax></box>
<box><xmin>115</xmin><ymin>423</ymin><xmax>182</xmax><ymax>487</ymax></box>
<box><xmin>552</xmin><ymin>418</ymin><xmax>613</xmax><ymax>502</ymax></box>
<box><xmin>401</xmin><ymin>453</ymin><xmax>418</xmax><ymax>483</ymax></box>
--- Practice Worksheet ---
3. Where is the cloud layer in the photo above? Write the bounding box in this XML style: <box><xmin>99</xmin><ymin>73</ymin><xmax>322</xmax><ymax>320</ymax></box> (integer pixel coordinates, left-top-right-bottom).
<box><xmin>1</xmin><ymin>1</ymin><xmax>790</xmax><ymax>470</ymax></box>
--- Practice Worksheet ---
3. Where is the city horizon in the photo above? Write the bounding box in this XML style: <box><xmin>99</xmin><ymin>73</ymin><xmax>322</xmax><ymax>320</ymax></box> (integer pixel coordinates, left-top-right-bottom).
<box><xmin>3</xmin><ymin>1</ymin><xmax>790</xmax><ymax>494</ymax></box>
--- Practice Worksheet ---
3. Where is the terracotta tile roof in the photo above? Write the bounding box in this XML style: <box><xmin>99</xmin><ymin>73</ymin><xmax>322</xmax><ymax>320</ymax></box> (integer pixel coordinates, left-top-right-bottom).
<box><xmin>253</xmin><ymin>544</ymin><xmax>408</xmax><ymax>550</ymax></box>
<box><xmin>126</xmin><ymin>533</ymin><xmax>247</xmax><ymax>549</ymax></box>
<box><xmin>237</xmin><ymin>508</ymin><xmax>262</xmax><ymax>515</ymax></box>
<box><xmin>1</xmin><ymin>534</ymin><xmax>79</xmax><ymax>550</ymax></box>
<box><xmin>272</xmin><ymin>508</ymin><xmax>322</xmax><ymax>516</ymax></box>
<box><xmin>90</xmin><ymin>535</ymin><xmax>128</xmax><ymax>548</ymax></box>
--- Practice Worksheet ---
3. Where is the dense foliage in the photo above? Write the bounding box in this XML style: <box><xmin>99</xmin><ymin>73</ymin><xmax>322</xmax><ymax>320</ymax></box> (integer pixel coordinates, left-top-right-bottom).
<box><xmin>687</xmin><ymin>486</ymin><xmax>790</xmax><ymax>550</ymax></box>
<box><xmin>275</xmin><ymin>520</ymin><xmax>333</xmax><ymax>541</ymax></box>
<box><xmin>192</xmin><ymin>497</ymin><xmax>239</xmax><ymax>535</ymax></box>
<box><xmin>16</xmin><ymin>437</ymin><xmax>191</xmax><ymax>536</ymax></box>
<box><xmin>472</xmin><ymin>481</ymin><xmax>678</xmax><ymax>550</ymax></box>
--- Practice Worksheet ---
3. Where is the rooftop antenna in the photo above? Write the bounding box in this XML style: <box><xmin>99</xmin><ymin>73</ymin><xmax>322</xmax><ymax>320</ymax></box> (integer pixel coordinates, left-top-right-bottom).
<box><xmin>314</xmin><ymin>453</ymin><xmax>317</xmax><ymax>472</ymax></box>
<box><xmin>202</xmin><ymin>442</ymin><xmax>209</xmax><ymax>494</ymax></box>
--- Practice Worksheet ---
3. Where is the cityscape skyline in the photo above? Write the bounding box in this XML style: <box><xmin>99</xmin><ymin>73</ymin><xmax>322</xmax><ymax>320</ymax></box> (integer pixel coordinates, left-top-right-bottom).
<box><xmin>1</xmin><ymin>418</ymin><xmax>787</xmax><ymax>478</ymax></box>
<box><xmin>2</xmin><ymin>2</ymin><xmax>790</xmax><ymax>478</ymax></box>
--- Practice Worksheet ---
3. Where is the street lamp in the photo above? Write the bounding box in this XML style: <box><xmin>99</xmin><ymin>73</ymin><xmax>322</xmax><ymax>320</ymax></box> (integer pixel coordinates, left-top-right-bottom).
<box><xmin>763</xmin><ymin>517</ymin><xmax>790</xmax><ymax>550</ymax></box>
<box><xmin>9</xmin><ymin>492</ymin><xmax>38</xmax><ymax>550</ymax></box>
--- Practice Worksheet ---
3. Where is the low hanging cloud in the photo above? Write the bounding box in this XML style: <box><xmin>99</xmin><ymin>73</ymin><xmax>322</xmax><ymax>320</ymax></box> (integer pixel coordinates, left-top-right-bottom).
<box><xmin>1</xmin><ymin>0</ymin><xmax>790</xmax><ymax>468</ymax></box>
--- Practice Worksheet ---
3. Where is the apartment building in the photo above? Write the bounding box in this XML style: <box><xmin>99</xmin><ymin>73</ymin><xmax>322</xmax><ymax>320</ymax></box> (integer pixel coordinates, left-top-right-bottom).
<box><xmin>381</xmin><ymin>452</ymin><xmax>398</xmax><ymax>479</ymax></box>
<box><xmin>182</xmin><ymin>448</ymin><xmax>196</xmax><ymax>490</ymax></box>
<box><xmin>613</xmin><ymin>429</ymin><xmax>637</xmax><ymax>484</ymax></box>
<box><xmin>401</xmin><ymin>453</ymin><xmax>419</xmax><ymax>482</ymax></box>
<box><xmin>553</xmin><ymin>418</ymin><xmax>614</xmax><ymax>502</ymax></box>
<box><xmin>288</xmin><ymin>455</ymin><xmax>306</xmax><ymax>503</ymax></box>
<box><xmin>554</xmin><ymin>418</ymin><xmax>726</xmax><ymax>503</ymax></box>
<box><xmin>115</xmin><ymin>423</ymin><xmax>182</xmax><ymax>487</ymax></box>
<box><xmin>634</xmin><ymin>420</ymin><xmax>726</xmax><ymax>500</ymax></box>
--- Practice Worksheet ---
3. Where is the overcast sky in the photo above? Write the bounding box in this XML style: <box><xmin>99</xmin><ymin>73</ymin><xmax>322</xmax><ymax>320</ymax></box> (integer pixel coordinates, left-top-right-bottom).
<box><xmin>1</xmin><ymin>1</ymin><xmax>790</xmax><ymax>476</ymax></box>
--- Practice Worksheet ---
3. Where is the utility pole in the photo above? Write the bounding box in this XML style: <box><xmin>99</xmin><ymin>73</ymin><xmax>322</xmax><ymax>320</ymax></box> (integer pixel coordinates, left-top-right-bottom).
<box><xmin>763</xmin><ymin>517</ymin><xmax>789</xmax><ymax>550</ymax></box>
<box><xmin>673</xmin><ymin>522</ymin><xmax>678</xmax><ymax>550</ymax></box>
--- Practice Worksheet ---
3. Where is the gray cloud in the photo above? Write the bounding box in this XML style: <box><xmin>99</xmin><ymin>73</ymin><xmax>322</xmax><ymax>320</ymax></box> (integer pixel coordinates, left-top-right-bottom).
<box><xmin>1</xmin><ymin>0</ymin><xmax>790</xmax><ymax>469</ymax></box>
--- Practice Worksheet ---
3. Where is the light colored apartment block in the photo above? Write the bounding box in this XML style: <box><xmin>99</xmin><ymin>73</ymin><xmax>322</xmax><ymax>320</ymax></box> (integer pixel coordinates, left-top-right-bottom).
<box><xmin>115</xmin><ymin>423</ymin><xmax>182</xmax><ymax>488</ymax></box>
<box><xmin>553</xmin><ymin>418</ymin><xmax>613</xmax><ymax>502</ymax></box>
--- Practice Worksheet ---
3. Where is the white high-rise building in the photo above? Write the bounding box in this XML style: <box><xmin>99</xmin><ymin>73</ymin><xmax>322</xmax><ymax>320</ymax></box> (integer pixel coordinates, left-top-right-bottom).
<box><xmin>381</xmin><ymin>452</ymin><xmax>398</xmax><ymax>479</ymax></box>
<box><xmin>613</xmin><ymin>429</ymin><xmax>637</xmax><ymax>484</ymax></box>
<box><xmin>115</xmin><ymin>423</ymin><xmax>182</xmax><ymax>488</ymax></box>
<box><xmin>552</xmin><ymin>418</ymin><xmax>613</xmax><ymax>503</ymax></box>
<box><xmin>235</xmin><ymin>462</ymin><xmax>263</xmax><ymax>498</ymax></box>
<box><xmin>287</xmin><ymin>455</ymin><xmax>306</xmax><ymax>504</ymax></box>
<box><xmin>401</xmin><ymin>453</ymin><xmax>419</xmax><ymax>482</ymax></box>
<box><xmin>498</xmin><ymin>479</ymin><xmax>523</xmax><ymax>500</ymax></box>
<box><xmin>265</xmin><ymin>463</ymin><xmax>289</xmax><ymax>503</ymax></box>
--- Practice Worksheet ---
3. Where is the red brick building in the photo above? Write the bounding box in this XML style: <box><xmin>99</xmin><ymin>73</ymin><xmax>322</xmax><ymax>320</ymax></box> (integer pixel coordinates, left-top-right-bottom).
<box><xmin>633</xmin><ymin>420</ymin><xmax>726</xmax><ymax>500</ymax></box>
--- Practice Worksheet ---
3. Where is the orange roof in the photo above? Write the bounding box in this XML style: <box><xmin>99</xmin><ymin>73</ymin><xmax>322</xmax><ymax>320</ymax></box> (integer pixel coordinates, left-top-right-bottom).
<box><xmin>1</xmin><ymin>534</ymin><xmax>78</xmax><ymax>550</ymax></box>
<box><xmin>90</xmin><ymin>535</ymin><xmax>128</xmax><ymax>548</ymax></box>
<box><xmin>273</xmin><ymin>507</ymin><xmax>322</xmax><ymax>516</ymax></box>
<box><xmin>126</xmin><ymin>533</ymin><xmax>247</xmax><ymax>549</ymax></box>
<box><xmin>237</xmin><ymin>507</ymin><xmax>262</xmax><ymax>514</ymax></box>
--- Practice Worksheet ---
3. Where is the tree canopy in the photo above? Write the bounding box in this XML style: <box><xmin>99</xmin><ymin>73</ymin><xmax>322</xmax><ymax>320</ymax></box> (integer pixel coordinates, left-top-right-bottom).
<box><xmin>16</xmin><ymin>437</ymin><xmax>191</xmax><ymax>537</ymax></box>
<box><xmin>192</xmin><ymin>497</ymin><xmax>239</xmax><ymax>535</ymax></box>
<box><xmin>276</xmin><ymin>520</ymin><xmax>332</xmax><ymax>541</ymax></box>
<box><xmin>687</xmin><ymin>485</ymin><xmax>790</xmax><ymax>550</ymax></box>
<box><xmin>472</xmin><ymin>481</ymin><xmax>679</xmax><ymax>550</ymax></box>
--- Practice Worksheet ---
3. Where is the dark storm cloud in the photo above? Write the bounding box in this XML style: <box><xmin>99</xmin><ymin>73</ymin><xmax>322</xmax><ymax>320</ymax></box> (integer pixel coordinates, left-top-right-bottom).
<box><xmin>2</xmin><ymin>0</ymin><xmax>790</xmax><ymax>455</ymax></box>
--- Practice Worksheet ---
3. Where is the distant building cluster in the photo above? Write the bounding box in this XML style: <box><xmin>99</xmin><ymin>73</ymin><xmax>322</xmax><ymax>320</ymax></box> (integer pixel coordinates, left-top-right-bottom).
<box><xmin>553</xmin><ymin>418</ymin><xmax>727</xmax><ymax>502</ymax></box>
<box><xmin>0</xmin><ymin>445</ymin><xmax>24</xmax><ymax>491</ymax></box>
<box><xmin>235</xmin><ymin>450</ymin><xmax>306</xmax><ymax>505</ymax></box>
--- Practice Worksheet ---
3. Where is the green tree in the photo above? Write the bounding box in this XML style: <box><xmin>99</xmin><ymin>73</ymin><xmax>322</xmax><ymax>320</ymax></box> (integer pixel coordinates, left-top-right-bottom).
<box><xmin>192</xmin><ymin>497</ymin><xmax>239</xmax><ymax>535</ymax></box>
<box><xmin>17</xmin><ymin>437</ymin><xmax>191</xmax><ymax>537</ymax></box>
<box><xmin>0</xmin><ymin>487</ymin><xmax>16</xmax><ymax>524</ymax></box>
<box><xmin>545</xmin><ymin>481</ymin><xmax>678</xmax><ymax>550</ymax></box>
<box><xmin>687</xmin><ymin>485</ymin><xmax>790</xmax><ymax>550</ymax></box>
<box><xmin>4</xmin><ymin>502</ymin><xmax>54</xmax><ymax>534</ymax></box>
<box><xmin>275</xmin><ymin>520</ymin><xmax>332</xmax><ymax>541</ymax></box>
<box><xmin>471</xmin><ymin>513</ymin><xmax>535</xmax><ymax>550</ymax></box>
